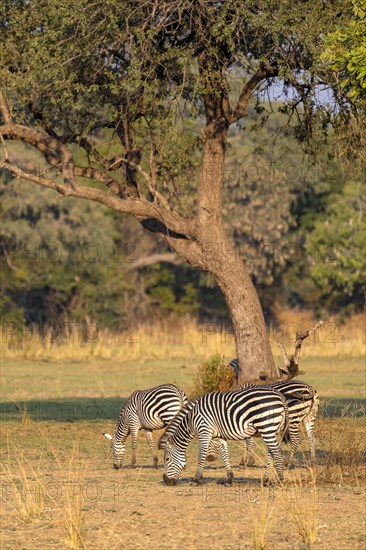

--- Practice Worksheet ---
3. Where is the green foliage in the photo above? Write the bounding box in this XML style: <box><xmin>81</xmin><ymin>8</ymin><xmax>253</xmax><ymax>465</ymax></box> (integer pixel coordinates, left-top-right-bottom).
<box><xmin>306</xmin><ymin>180</ymin><xmax>366</xmax><ymax>311</ymax></box>
<box><xmin>0</xmin><ymin>176</ymin><xmax>130</xmax><ymax>326</ymax></box>
<box><xmin>192</xmin><ymin>354</ymin><xmax>235</xmax><ymax>397</ymax></box>
<box><xmin>1</xmin><ymin>0</ymin><xmax>363</xmax><ymax>178</ymax></box>
<box><xmin>1</xmin><ymin>0</ymin><xmax>365</xmax><ymax>323</ymax></box>
<box><xmin>321</xmin><ymin>0</ymin><xmax>366</xmax><ymax>101</ymax></box>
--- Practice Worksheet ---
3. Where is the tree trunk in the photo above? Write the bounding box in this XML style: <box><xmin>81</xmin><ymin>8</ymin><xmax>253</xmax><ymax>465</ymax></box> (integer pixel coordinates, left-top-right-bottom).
<box><xmin>213</xmin><ymin>243</ymin><xmax>276</xmax><ymax>383</ymax></box>
<box><xmin>168</xmin><ymin>121</ymin><xmax>275</xmax><ymax>383</ymax></box>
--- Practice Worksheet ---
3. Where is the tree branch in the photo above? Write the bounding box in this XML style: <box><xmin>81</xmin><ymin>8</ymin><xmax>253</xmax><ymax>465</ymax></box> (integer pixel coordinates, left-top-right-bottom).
<box><xmin>0</xmin><ymin>159</ymin><xmax>195</xmax><ymax>239</ymax></box>
<box><xmin>230</xmin><ymin>62</ymin><xmax>279</xmax><ymax>124</ymax></box>
<box><xmin>0</xmin><ymin>122</ymin><xmax>76</xmax><ymax>188</ymax></box>
<box><xmin>0</xmin><ymin>89</ymin><xmax>12</xmax><ymax>123</ymax></box>
<box><xmin>126</xmin><ymin>252</ymin><xmax>182</xmax><ymax>270</ymax></box>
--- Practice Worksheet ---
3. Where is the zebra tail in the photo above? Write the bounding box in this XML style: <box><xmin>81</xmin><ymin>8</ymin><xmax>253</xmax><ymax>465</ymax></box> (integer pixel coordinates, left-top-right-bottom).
<box><xmin>306</xmin><ymin>390</ymin><xmax>319</xmax><ymax>420</ymax></box>
<box><xmin>280</xmin><ymin>401</ymin><xmax>290</xmax><ymax>443</ymax></box>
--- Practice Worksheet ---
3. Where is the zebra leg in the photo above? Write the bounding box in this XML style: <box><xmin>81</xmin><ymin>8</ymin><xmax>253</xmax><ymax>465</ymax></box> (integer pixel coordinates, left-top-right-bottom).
<box><xmin>130</xmin><ymin>427</ymin><xmax>139</xmax><ymax>467</ymax></box>
<box><xmin>239</xmin><ymin>438</ymin><xmax>255</xmax><ymax>467</ymax></box>
<box><xmin>112</xmin><ymin>437</ymin><xmax>127</xmax><ymax>469</ymax></box>
<box><xmin>304</xmin><ymin>419</ymin><xmax>316</xmax><ymax>464</ymax></box>
<box><xmin>218</xmin><ymin>440</ymin><xmax>234</xmax><ymax>484</ymax></box>
<box><xmin>206</xmin><ymin>439</ymin><xmax>220</xmax><ymax>462</ymax></box>
<box><xmin>262</xmin><ymin>434</ymin><xmax>284</xmax><ymax>484</ymax></box>
<box><xmin>192</xmin><ymin>435</ymin><xmax>211</xmax><ymax>484</ymax></box>
<box><xmin>144</xmin><ymin>430</ymin><xmax>158</xmax><ymax>468</ymax></box>
<box><xmin>287</xmin><ymin>425</ymin><xmax>301</xmax><ymax>468</ymax></box>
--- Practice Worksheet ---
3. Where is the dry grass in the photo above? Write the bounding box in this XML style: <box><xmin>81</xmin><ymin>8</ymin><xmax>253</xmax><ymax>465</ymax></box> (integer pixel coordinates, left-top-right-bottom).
<box><xmin>1</xmin><ymin>311</ymin><xmax>365</xmax><ymax>362</ymax></box>
<box><xmin>252</xmin><ymin>486</ymin><xmax>274</xmax><ymax>550</ymax></box>
<box><xmin>63</xmin><ymin>448</ymin><xmax>85</xmax><ymax>549</ymax></box>
<box><xmin>280</xmin><ymin>471</ymin><xmax>318</xmax><ymax>549</ymax></box>
<box><xmin>2</xmin><ymin>437</ymin><xmax>86</xmax><ymax>548</ymax></box>
<box><xmin>317</xmin><ymin>408</ymin><xmax>366</xmax><ymax>486</ymax></box>
<box><xmin>1</xmin><ymin>317</ymin><xmax>234</xmax><ymax>362</ymax></box>
<box><xmin>1</xmin><ymin>312</ymin><xmax>365</xmax><ymax>548</ymax></box>
<box><xmin>1</xmin><ymin>417</ymin><xmax>365</xmax><ymax>549</ymax></box>
<box><xmin>1</xmin><ymin>455</ymin><xmax>45</xmax><ymax>523</ymax></box>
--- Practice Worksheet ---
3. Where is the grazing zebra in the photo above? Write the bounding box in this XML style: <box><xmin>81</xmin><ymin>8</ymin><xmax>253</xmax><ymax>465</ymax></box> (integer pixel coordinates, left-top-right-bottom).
<box><xmin>158</xmin><ymin>386</ymin><xmax>289</xmax><ymax>486</ymax></box>
<box><xmin>207</xmin><ymin>378</ymin><xmax>319</xmax><ymax>467</ymax></box>
<box><xmin>103</xmin><ymin>384</ymin><xmax>188</xmax><ymax>469</ymax></box>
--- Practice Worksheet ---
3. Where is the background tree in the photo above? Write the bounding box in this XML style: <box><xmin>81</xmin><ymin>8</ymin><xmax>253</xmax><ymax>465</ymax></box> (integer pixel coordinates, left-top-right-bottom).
<box><xmin>321</xmin><ymin>0</ymin><xmax>366</xmax><ymax>102</ymax></box>
<box><xmin>306</xmin><ymin>180</ymin><xmax>366</xmax><ymax>313</ymax></box>
<box><xmin>0</xmin><ymin>0</ymin><xmax>364</xmax><ymax>382</ymax></box>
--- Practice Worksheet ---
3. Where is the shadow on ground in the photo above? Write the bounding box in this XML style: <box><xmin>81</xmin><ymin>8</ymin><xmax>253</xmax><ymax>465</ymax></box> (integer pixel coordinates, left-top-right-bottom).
<box><xmin>0</xmin><ymin>397</ymin><xmax>127</xmax><ymax>422</ymax></box>
<box><xmin>0</xmin><ymin>397</ymin><xmax>365</xmax><ymax>423</ymax></box>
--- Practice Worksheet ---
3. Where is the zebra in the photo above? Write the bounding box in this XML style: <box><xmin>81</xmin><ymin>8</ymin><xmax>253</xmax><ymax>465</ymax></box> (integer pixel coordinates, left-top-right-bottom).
<box><xmin>103</xmin><ymin>383</ymin><xmax>188</xmax><ymax>469</ymax></box>
<box><xmin>158</xmin><ymin>386</ymin><xmax>289</xmax><ymax>486</ymax></box>
<box><xmin>228</xmin><ymin>358</ymin><xmax>239</xmax><ymax>382</ymax></box>
<box><xmin>207</xmin><ymin>378</ymin><xmax>319</xmax><ymax>467</ymax></box>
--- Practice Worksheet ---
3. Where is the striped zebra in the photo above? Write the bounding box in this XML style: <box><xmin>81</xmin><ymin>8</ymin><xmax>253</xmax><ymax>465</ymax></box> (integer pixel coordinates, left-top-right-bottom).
<box><xmin>103</xmin><ymin>384</ymin><xmax>188</xmax><ymax>469</ymax></box>
<box><xmin>207</xmin><ymin>378</ymin><xmax>319</xmax><ymax>467</ymax></box>
<box><xmin>158</xmin><ymin>386</ymin><xmax>289</xmax><ymax>486</ymax></box>
<box><xmin>228</xmin><ymin>358</ymin><xmax>239</xmax><ymax>382</ymax></box>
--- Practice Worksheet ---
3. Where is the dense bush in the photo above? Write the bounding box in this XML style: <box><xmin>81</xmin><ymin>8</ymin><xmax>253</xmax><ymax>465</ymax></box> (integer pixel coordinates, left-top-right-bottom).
<box><xmin>192</xmin><ymin>354</ymin><xmax>235</xmax><ymax>397</ymax></box>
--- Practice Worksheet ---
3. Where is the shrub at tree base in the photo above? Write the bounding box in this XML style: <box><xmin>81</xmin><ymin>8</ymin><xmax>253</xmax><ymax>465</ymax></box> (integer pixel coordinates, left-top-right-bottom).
<box><xmin>192</xmin><ymin>354</ymin><xmax>235</xmax><ymax>398</ymax></box>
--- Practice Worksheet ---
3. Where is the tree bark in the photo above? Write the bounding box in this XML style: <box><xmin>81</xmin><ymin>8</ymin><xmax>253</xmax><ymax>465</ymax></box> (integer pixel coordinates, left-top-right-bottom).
<box><xmin>212</xmin><ymin>243</ymin><xmax>275</xmax><ymax>383</ymax></box>
<box><xmin>192</xmin><ymin>119</ymin><xmax>275</xmax><ymax>382</ymax></box>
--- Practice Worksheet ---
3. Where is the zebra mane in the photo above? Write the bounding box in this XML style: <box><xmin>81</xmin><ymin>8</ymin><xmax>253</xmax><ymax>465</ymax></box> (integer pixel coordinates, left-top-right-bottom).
<box><xmin>158</xmin><ymin>398</ymin><xmax>198</xmax><ymax>449</ymax></box>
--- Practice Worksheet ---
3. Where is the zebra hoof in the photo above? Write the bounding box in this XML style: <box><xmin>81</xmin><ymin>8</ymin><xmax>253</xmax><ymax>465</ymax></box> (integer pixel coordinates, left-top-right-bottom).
<box><xmin>163</xmin><ymin>474</ymin><xmax>177</xmax><ymax>486</ymax></box>
<box><xmin>113</xmin><ymin>463</ymin><xmax>122</xmax><ymax>470</ymax></box>
<box><xmin>190</xmin><ymin>477</ymin><xmax>203</xmax><ymax>486</ymax></box>
<box><xmin>217</xmin><ymin>475</ymin><xmax>233</xmax><ymax>486</ymax></box>
<box><xmin>153</xmin><ymin>458</ymin><xmax>158</xmax><ymax>469</ymax></box>
<box><xmin>189</xmin><ymin>480</ymin><xmax>201</xmax><ymax>487</ymax></box>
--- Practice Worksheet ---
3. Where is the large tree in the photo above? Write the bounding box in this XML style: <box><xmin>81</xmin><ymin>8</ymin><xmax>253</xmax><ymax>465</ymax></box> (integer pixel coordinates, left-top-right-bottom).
<box><xmin>0</xmin><ymin>0</ymin><xmax>364</xmax><ymax>382</ymax></box>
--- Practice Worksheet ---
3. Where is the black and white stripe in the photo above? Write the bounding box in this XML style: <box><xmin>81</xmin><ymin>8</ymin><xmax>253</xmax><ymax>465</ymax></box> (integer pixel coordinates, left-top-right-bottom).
<box><xmin>265</xmin><ymin>379</ymin><xmax>319</xmax><ymax>464</ymax></box>
<box><xmin>159</xmin><ymin>387</ymin><xmax>288</xmax><ymax>485</ymax></box>
<box><xmin>103</xmin><ymin>384</ymin><xmax>188</xmax><ymax>469</ymax></box>
<box><xmin>228</xmin><ymin>358</ymin><xmax>240</xmax><ymax>382</ymax></box>
<box><xmin>208</xmin><ymin>377</ymin><xmax>319</xmax><ymax>467</ymax></box>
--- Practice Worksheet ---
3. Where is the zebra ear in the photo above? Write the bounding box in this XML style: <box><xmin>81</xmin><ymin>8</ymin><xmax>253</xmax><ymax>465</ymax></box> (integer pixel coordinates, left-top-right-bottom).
<box><xmin>103</xmin><ymin>432</ymin><xmax>113</xmax><ymax>440</ymax></box>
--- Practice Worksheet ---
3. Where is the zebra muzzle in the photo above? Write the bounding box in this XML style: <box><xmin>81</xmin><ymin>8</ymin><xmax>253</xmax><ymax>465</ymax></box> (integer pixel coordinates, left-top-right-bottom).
<box><xmin>163</xmin><ymin>473</ymin><xmax>177</xmax><ymax>486</ymax></box>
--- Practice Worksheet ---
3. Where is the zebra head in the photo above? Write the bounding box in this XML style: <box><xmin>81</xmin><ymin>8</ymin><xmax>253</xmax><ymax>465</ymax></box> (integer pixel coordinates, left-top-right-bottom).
<box><xmin>162</xmin><ymin>434</ymin><xmax>186</xmax><ymax>486</ymax></box>
<box><xmin>103</xmin><ymin>432</ymin><xmax>125</xmax><ymax>469</ymax></box>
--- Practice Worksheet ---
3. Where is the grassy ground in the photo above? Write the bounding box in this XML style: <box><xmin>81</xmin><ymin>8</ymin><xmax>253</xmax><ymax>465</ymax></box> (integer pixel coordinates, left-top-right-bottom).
<box><xmin>1</xmin><ymin>353</ymin><xmax>365</xmax><ymax>549</ymax></box>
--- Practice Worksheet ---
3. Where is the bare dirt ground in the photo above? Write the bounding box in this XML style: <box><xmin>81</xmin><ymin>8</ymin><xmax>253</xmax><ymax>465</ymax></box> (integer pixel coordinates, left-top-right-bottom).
<box><xmin>1</xmin><ymin>421</ymin><xmax>365</xmax><ymax>550</ymax></box>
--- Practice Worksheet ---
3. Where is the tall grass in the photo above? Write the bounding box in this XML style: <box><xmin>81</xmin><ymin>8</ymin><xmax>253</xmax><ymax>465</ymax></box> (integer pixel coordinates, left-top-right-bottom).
<box><xmin>252</xmin><ymin>486</ymin><xmax>274</xmax><ymax>550</ymax></box>
<box><xmin>316</xmin><ymin>407</ymin><xmax>366</xmax><ymax>486</ymax></box>
<box><xmin>281</xmin><ymin>471</ymin><xmax>318</xmax><ymax>549</ymax></box>
<box><xmin>2</xmin><ymin>455</ymin><xmax>45</xmax><ymax>523</ymax></box>
<box><xmin>1</xmin><ymin>312</ymin><xmax>364</xmax><ymax>362</ymax></box>
<box><xmin>63</xmin><ymin>470</ymin><xmax>85</xmax><ymax>549</ymax></box>
<box><xmin>2</xmin><ymin>437</ymin><xmax>85</xmax><ymax>548</ymax></box>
